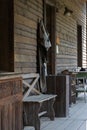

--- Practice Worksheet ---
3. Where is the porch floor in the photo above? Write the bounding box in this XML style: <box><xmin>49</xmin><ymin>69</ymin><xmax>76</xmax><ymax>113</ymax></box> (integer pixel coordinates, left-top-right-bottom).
<box><xmin>25</xmin><ymin>93</ymin><xmax>87</xmax><ymax>130</ymax></box>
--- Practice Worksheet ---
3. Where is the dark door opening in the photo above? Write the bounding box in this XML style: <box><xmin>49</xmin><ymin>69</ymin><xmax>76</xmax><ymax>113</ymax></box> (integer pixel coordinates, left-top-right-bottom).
<box><xmin>44</xmin><ymin>3</ymin><xmax>56</xmax><ymax>75</ymax></box>
<box><xmin>77</xmin><ymin>25</ymin><xmax>82</xmax><ymax>67</ymax></box>
<box><xmin>0</xmin><ymin>0</ymin><xmax>14</xmax><ymax>72</ymax></box>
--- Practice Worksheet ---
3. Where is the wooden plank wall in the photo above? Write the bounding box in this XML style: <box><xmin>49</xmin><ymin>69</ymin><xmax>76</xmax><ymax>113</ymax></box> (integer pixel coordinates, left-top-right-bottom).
<box><xmin>14</xmin><ymin>0</ymin><xmax>43</xmax><ymax>73</ymax></box>
<box><xmin>56</xmin><ymin>0</ymin><xmax>86</xmax><ymax>73</ymax></box>
<box><xmin>14</xmin><ymin>0</ymin><xmax>86</xmax><ymax>74</ymax></box>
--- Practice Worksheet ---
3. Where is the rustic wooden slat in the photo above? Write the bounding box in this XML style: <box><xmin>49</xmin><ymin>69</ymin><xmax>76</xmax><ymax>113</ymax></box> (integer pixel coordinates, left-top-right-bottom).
<box><xmin>0</xmin><ymin>76</ymin><xmax>22</xmax><ymax>130</ymax></box>
<box><xmin>28</xmin><ymin>0</ymin><xmax>43</xmax><ymax>13</ymax></box>
<box><xmin>15</xmin><ymin>68</ymin><xmax>36</xmax><ymax>73</ymax></box>
<box><xmin>12</xmin><ymin>103</ymin><xmax>15</xmax><ymax>130</ymax></box>
<box><xmin>15</xmin><ymin>48</ymin><xmax>36</xmax><ymax>56</ymax></box>
<box><xmin>15</xmin><ymin>28</ymin><xmax>36</xmax><ymax>39</ymax></box>
<box><xmin>15</xmin><ymin>43</ymin><xmax>37</xmax><ymax>50</ymax></box>
<box><xmin>0</xmin><ymin>75</ymin><xmax>22</xmax><ymax>81</ymax></box>
<box><xmin>29</xmin><ymin>0</ymin><xmax>43</xmax><ymax>9</ymax></box>
<box><xmin>0</xmin><ymin>94</ymin><xmax>22</xmax><ymax>106</ymax></box>
<box><xmin>28</xmin><ymin>4</ymin><xmax>43</xmax><ymax>18</ymax></box>
<box><xmin>8</xmin><ymin>104</ymin><xmax>12</xmax><ymax>130</ymax></box>
<box><xmin>15</xmin><ymin>54</ymin><xmax>36</xmax><ymax>62</ymax></box>
<box><xmin>23</xmin><ymin>80</ymin><xmax>41</xmax><ymax>95</ymax></box>
<box><xmin>14</xmin><ymin>34</ymin><xmax>36</xmax><ymax>45</ymax></box>
<box><xmin>15</xmin><ymin>101</ymin><xmax>23</xmax><ymax>130</ymax></box>
<box><xmin>15</xmin><ymin>62</ymin><xmax>36</xmax><ymax>68</ymax></box>
<box><xmin>15</xmin><ymin>0</ymin><xmax>43</xmax><ymax>18</ymax></box>
<box><xmin>1</xmin><ymin>105</ymin><xmax>9</xmax><ymax>130</ymax></box>
<box><xmin>22</xmin><ymin>73</ymin><xmax>39</xmax><ymax>79</ymax></box>
<box><xmin>18</xmin><ymin>102</ymin><xmax>23</xmax><ymax>130</ymax></box>
<box><xmin>0</xmin><ymin>106</ymin><xmax>1</xmax><ymax>130</ymax></box>
<box><xmin>14</xmin><ymin>3</ymin><xmax>38</xmax><ymax>21</ymax></box>
<box><xmin>23</xmin><ymin>74</ymin><xmax>40</xmax><ymax>99</ymax></box>
<box><xmin>14</xmin><ymin>2</ymin><xmax>43</xmax><ymax>22</ymax></box>
<box><xmin>14</xmin><ymin>14</ymin><xmax>37</xmax><ymax>29</ymax></box>
<box><xmin>15</xmin><ymin>23</ymin><xmax>36</xmax><ymax>34</ymax></box>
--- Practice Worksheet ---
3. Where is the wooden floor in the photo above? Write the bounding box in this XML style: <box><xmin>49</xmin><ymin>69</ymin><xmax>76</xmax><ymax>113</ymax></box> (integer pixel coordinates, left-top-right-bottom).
<box><xmin>24</xmin><ymin>93</ymin><xmax>87</xmax><ymax>130</ymax></box>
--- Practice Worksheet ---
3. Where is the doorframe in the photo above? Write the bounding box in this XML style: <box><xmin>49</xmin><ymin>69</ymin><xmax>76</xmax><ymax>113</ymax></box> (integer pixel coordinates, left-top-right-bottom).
<box><xmin>43</xmin><ymin>0</ymin><xmax>56</xmax><ymax>74</ymax></box>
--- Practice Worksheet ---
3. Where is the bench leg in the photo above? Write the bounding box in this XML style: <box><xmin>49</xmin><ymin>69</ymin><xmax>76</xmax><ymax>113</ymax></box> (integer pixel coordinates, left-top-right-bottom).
<box><xmin>47</xmin><ymin>98</ymin><xmax>55</xmax><ymax>120</ymax></box>
<box><xmin>24</xmin><ymin>102</ymin><xmax>40</xmax><ymax>130</ymax></box>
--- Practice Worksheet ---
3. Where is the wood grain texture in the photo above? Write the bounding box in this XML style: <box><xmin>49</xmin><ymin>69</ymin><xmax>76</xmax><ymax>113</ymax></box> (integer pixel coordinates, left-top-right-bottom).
<box><xmin>14</xmin><ymin>0</ymin><xmax>43</xmax><ymax>73</ymax></box>
<box><xmin>0</xmin><ymin>76</ymin><xmax>22</xmax><ymax>130</ymax></box>
<box><xmin>56</xmin><ymin>0</ymin><xmax>86</xmax><ymax>72</ymax></box>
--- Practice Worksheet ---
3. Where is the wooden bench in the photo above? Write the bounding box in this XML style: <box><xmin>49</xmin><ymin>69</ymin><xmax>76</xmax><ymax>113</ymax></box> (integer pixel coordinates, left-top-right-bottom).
<box><xmin>22</xmin><ymin>73</ymin><xmax>57</xmax><ymax>130</ymax></box>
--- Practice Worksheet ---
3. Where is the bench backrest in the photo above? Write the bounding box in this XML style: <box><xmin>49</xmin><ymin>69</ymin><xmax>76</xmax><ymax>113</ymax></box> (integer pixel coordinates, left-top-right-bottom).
<box><xmin>22</xmin><ymin>73</ymin><xmax>42</xmax><ymax>100</ymax></box>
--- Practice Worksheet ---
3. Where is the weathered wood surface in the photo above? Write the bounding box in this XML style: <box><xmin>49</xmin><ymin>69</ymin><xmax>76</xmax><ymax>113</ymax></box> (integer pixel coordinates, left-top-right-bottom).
<box><xmin>23</xmin><ymin>98</ymin><xmax>56</xmax><ymax>130</ymax></box>
<box><xmin>23</xmin><ymin>94</ymin><xmax>57</xmax><ymax>103</ymax></box>
<box><xmin>46</xmin><ymin>75</ymin><xmax>69</xmax><ymax>117</ymax></box>
<box><xmin>0</xmin><ymin>76</ymin><xmax>23</xmax><ymax>130</ymax></box>
<box><xmin>56</xmin><ymin>0</ymin><xmax>86</xmax><ymax>72</ymax></box>
<box><xmin>14</xmin><ymin>0</ymin><xmax>43</xmax><ymax>73</ymax></box>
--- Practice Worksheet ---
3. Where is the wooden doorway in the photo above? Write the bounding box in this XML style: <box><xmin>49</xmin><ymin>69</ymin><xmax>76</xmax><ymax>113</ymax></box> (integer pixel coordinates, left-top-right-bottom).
<box><xmin>77</xmin><ymin>25</ymin><xmax>82</xmax><ymax>67</ymax></box>
<box><xmin>44</xmin><ymin>2</ymin><xmax>56</xmax><ymax>75</ymax></box>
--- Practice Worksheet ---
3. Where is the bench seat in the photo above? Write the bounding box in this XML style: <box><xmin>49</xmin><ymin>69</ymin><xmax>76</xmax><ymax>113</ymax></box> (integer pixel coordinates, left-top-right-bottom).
<box><xmin>23</xmin><ymin>94</ymin><xmax>56</xmax><ymax>102</ymax></box>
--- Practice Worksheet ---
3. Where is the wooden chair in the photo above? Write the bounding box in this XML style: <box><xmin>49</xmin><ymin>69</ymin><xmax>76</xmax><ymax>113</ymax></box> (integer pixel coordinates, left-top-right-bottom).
<box><xmin>75</xmin><ymin>77</ymin><xmax>87</xmax><ymax>103</ymax></box>
<box><xmin>61</xmin><ymin>70</ymin><xmax>76</xmax><ymax>105</ymax></box>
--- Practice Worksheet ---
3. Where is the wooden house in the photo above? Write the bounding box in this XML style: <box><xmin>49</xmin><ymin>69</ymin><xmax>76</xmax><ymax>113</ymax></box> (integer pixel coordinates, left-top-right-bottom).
<box><xmin>0</xmin><ymin>0</ymin><xmax>87</xmax><ymax>130</ymax></box>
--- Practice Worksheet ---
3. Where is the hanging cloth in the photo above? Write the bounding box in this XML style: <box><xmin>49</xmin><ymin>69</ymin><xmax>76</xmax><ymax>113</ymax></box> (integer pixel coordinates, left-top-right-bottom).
<box><xmin>39</xmin><ymin>20</ymin><xmax>51</xmax><ymax>51</ymax></box>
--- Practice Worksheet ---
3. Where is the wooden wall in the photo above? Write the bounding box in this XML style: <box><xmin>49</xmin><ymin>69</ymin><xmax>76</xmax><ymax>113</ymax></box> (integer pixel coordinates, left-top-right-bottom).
<box><xmin>56</xmin><ymin>0</ymin><xmax>86</xmax><ymax>73</ymax></box>
<box><xmin>14</xmin><ymin>0</ymin><xmax>86</xmax><ymax>74</ymax></box>
<box><xmin>14</xmin><ymin>0</ymin><xmax>43</xmax><ymax>73</ymax></box>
